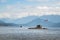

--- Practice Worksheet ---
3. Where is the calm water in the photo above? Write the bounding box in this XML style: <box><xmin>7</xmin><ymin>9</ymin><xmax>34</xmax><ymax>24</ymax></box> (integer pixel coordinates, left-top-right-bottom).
<box><xmin>0</xmin><ymin>27</ymin><xmax>60</xmax><ymax>40</ymax></box>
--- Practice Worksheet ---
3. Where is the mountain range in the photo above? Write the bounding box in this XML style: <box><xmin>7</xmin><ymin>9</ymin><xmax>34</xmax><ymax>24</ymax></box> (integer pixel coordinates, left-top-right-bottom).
<box><xmin>0</xmin><ymin>15</ymin><xmax>60</xmax><ymax>28</ymax></box>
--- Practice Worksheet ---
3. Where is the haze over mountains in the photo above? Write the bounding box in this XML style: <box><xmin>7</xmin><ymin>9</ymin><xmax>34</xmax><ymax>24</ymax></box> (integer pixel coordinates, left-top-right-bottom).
<box><xmin>0</xmin><ymin>15</ymin><xmax>60</xmax><ymax>28</ymax></box>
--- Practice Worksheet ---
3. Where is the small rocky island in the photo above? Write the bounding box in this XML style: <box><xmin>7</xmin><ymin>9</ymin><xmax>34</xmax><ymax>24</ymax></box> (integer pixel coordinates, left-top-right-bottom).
<box><xmin>28</xmin><ymin>25</ymin><xmax>47</xmax><ymax>29</ymax></box>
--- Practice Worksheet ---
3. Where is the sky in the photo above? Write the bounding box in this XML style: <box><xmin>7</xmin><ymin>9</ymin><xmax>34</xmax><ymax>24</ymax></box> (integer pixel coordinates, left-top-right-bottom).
<box><xmin>0</xmin><ymin>0</ymin><xmax>60</xmax><ymax>19</ymax></box>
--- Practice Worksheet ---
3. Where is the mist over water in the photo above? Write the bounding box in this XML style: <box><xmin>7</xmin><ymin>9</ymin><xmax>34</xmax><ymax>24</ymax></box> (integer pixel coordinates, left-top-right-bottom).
<box><xmin>0</xmin><ymin>27</ymin><xmax>60</xmax><ymax>40</ymax></box>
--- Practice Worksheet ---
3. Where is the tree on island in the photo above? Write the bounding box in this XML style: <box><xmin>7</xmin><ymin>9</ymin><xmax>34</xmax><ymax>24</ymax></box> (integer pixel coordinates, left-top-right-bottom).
<box><xmin>36</xmin><ymin>25</ymin><xmax>42</xmax><ymax>29</ymax></box>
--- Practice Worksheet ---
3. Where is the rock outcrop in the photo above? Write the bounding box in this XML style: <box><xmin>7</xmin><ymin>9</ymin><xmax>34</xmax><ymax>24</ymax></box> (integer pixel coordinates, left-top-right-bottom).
<box><xmin>28</xmin><ymin>25</ymin><xmax>47</xmax><ymax>29</ymax></box>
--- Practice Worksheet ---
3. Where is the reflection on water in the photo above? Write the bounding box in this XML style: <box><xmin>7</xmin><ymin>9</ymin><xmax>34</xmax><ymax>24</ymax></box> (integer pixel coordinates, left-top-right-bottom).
<box><xmin>0</xmin><ymin>27</ymin><xmax>60</xmax><ymax>40</ymax></box>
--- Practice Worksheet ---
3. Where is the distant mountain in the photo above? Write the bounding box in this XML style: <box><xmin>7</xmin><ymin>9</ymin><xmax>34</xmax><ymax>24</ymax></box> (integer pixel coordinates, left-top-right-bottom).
<box><xmin>20</xmin><ymin>15</ymin><xmax>60</xmax><ymax>28</ymax></box>
<box><xmin>0</xmin><ymin>20</ymin><xmax>18</xmax><ymax>26</ymax></box>
<box><xmin>0</xmin><ymin>15</ymin><xmax>60</xmax><ymax>27</ymax></box>
<box><xmin>0</xmin><ymin>18</ymin><xmax>14</xmax><ymax>23</ymax></box>
<box><xmin>13</xmin><ymin>16</ymin><xmax>39</xmax><ymax>24</ymax></box>
<box><xmin>40</xmin><ymin>15</ymin><xmax>60</xmax><ymax>23</ymax></box>
<box><xmin>52</xmin><ymin>23</ymin><xmax>60</xmax><ymax>27</ymax></box>
<box><xmin>0</xmin><ymin>20</ymin><xmax>5</xmax><ymax>23</ymax></box>
<box><xmin>0</xmin><ymin>16</ymin><xmax>39</xmax><ymax>24</ymax></box>
<box><xmin>0</xmin><ymin>15</ymin><xmax>60</xmax><ymax>24</ymax></box>
<box><xmin>23</xmin><ymin>18</ymin><xmax>54</xmax><ymax>27</ymax></box>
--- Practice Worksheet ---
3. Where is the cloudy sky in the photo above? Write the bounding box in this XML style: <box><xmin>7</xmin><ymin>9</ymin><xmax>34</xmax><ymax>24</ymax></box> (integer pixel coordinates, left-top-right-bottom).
<box><xmin>0</xmin><ymin>0</ymin><xmax>60</xmax><ymax>19</ymax></box>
